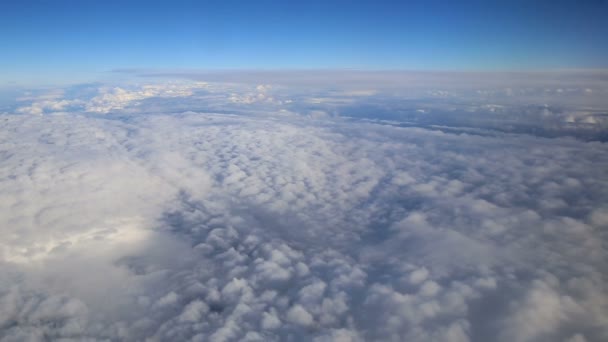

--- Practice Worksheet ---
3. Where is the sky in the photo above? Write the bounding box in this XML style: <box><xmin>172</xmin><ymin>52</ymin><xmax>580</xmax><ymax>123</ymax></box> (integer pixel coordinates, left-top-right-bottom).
<box><xmin>1</xmin><ymin>0</ymin><xmax>608</xmax><ymax>84</ymax></box>
<box><xmin>2</xmin><ymin>1</ymin><xmax>608</xmax><ymax>341</ymax></box>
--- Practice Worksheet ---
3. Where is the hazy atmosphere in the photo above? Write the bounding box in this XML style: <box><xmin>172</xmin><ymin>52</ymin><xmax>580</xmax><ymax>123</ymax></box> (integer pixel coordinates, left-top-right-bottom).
<box><xmin>1</xmin><ymin>1</ymin><xmax>608</xmax><ymax>341</ymax></box>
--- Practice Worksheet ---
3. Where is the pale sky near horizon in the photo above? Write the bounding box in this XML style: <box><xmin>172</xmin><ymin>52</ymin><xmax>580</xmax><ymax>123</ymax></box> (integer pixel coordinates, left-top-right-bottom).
<box><xmin>1</xmin><ymin>0</ymin><xmax>608</xmax><ymax>84</ymax></box>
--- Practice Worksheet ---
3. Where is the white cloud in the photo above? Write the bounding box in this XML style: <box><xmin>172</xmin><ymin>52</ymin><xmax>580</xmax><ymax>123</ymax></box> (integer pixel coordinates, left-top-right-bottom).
<box><xmin>1</xmin><ymin>71</ymin><xmax>608</xmax><ymax>341</ymax></box>
<box><xmin>14</xmin><ymin>82</ymin><xmax>208</xmax><ymax>115</ymax></box>
<box><xmin>286</xmin><ymin>304</ymin><xmax>314</xmax><ymax>326</ymax></box>
<box><xmin>85</xmin><ymin>82</ymin><xmax>208</xmax><ymax>113</ymax></box>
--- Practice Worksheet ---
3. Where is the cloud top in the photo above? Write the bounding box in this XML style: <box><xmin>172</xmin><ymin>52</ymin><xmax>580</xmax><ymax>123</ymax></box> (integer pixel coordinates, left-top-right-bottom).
<box><xmin>1</xmin><ymin>72</ymin><xmax>608</xmax><ymax>341</ymax></box>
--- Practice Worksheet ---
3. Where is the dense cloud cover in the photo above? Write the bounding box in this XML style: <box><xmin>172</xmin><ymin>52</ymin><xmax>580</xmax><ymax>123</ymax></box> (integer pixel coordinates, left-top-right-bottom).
<box><xmin>1</xmin><ymin>71</ymin><xmax>608</xmax><ymax>341</ymax></box>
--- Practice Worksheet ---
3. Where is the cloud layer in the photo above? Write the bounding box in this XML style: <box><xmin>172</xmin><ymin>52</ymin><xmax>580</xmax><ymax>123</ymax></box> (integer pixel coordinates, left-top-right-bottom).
<box><xmin>1</xmin><ymin>71</ymin><xmax>608</xmax><ymax>341</ymax></box>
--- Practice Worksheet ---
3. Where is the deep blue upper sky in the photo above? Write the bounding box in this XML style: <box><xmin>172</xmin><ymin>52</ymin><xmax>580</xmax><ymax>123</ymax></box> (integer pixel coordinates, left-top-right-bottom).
<box><xmin>1</xmin><ymin>0</ymin><xmax>607</xmax><ymax>84</ymax></box>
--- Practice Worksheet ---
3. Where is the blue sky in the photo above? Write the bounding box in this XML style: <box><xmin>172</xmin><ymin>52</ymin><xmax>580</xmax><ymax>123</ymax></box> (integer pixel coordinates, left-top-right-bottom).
<box><xmin>1</xmin><ymin>0</ymin><xmax>607</xmax><ymax>84</ymax></box>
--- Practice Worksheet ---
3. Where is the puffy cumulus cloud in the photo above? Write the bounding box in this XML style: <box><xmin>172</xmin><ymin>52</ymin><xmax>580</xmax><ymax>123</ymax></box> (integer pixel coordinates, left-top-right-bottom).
<box><xmin>228</xmin><ymin>84</ymin><xmax>289</xmax><ymax>105</ymax></box>
<box><xmin>14</xmin><ymin>82</ymin><xmax>209</xmax><ymax>115</ymax></box>
<box><xmin>15</xmin><ymin>98</ymin><xmax>76</xmax><ymax>115</ymax></box>
<box><xmin>1</xmin><ymin>74</ymin><xmax>608</xmax><ymax>342</ymax></box>
<box><xmin>84</xmin><ymin>82</ymin><xmax>209</xmax><ymax>113</ymax></box>
<box><xmin>14</xmin><ymin>89</ymin><xmax>80</xmax><ymax>115</ymax></box>
<box><xmin>12</xmin><ymin>70</ymin><xmax>608</xmax><ymax>142</ymax></box>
